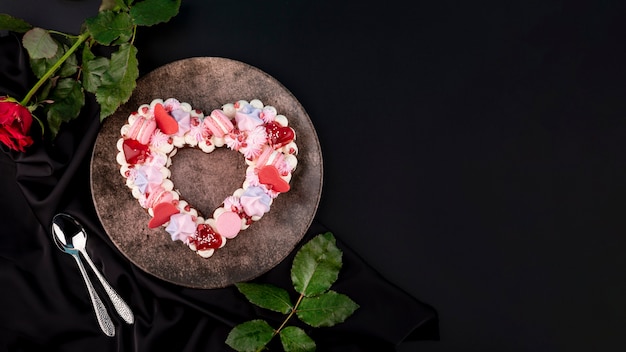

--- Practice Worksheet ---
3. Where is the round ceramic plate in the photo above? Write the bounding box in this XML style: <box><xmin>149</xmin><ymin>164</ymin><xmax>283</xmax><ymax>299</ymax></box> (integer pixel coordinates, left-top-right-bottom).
<box><xmin>90</xmin><ymin>57</ymin><xmax>323</xmax><ymax>289</ymax></box>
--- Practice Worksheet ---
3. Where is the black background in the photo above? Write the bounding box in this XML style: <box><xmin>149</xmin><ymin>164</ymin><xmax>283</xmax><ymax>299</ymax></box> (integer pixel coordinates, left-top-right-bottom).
<box><xmin>1</xmin><ymin>0</ymin><xmax>626</xmax><ymax>351</ymax></box>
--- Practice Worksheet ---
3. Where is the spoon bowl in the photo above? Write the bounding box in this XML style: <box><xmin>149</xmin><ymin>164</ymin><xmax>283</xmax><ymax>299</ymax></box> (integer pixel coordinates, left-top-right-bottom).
<box><xmin>52</xmin><ymin>215</ymin><xmax>85</xmax><ymax>255</ymax></box>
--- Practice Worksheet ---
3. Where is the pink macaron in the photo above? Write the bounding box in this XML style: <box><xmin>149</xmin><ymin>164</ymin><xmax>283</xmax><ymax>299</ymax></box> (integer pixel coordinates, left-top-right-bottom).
<box><xmin>127</xmin><ymin>116</ymin><xmax>157</xmax><ymax>144</ymax></box>
<box><xmin>144</xmin><ymin>186</ymin><xmax>173</xmax><ymax>209</ymax></box>
<box><xmin>255</xmin><ymin>145</ymin><xmax>285</xmax><ymax>169</ymax></box>
<box><xmin>204</xmin><ymin>109</ymin><xmax>234</xmax><ymax>138</ymax></box>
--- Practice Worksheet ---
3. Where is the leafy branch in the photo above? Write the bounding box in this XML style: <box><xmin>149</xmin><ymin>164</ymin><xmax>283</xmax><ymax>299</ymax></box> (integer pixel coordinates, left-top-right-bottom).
<box><xmin>0</xmin><ymin>0</ymin><xmax>181</xmax><ymax>139</ymax></box>
<box><xmin>226</xmin><ymin>233</ymin><xmax>359</xmax><ymax>352</ymax></box>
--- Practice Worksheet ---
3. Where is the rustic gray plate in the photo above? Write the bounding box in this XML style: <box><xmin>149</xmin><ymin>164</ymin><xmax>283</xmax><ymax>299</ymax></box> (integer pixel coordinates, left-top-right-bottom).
<box><xmin>90</xmin><ymin>57</ymin><xmax>323</xmax><ymax>289</ymax></box>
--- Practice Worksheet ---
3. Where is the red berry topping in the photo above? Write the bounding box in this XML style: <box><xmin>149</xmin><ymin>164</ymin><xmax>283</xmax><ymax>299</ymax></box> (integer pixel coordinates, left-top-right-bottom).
<box><xmin>244</xmin><ymin>215</ymin><xmax>253</xmax><ymax>225</ymax></box>
<box><xmin>192</xmin><ymin>224</ymin><xmax>223</xmax><ymax>250</ymax></box>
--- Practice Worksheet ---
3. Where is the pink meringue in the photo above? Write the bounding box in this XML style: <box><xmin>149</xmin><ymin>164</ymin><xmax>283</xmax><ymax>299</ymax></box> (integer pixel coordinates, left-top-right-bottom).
<box><xmin>165</xmin><ymin>213</ymin><xmax>197</xmax><ymax>243</ymax></box>
<box><xmin>240</xmin><ymin>186</ymin><xmax>271</xmax><ymax>217</ymax></box>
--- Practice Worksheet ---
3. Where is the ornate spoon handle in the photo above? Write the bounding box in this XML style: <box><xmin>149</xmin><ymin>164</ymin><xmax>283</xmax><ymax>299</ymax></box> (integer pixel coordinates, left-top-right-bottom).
<box><xmin>80</xmin><ymin>249</ymin><xmax>135</xmax><ymax>324</ymax></box>
<box><xmin>72</xmin><ymin>254</ymin><xmax>115</xmax><ymax>337</ymax></box>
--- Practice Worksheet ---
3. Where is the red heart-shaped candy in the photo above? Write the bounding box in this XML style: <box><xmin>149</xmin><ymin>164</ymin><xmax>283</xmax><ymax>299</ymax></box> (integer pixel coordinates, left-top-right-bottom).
<box><xmin>192</xmin><ymin>224</ymin><xmax>223</xmax><ymax>250</ymax></box>
<box><xmin>154</xmin><ymin>103</ymin><xmax>179</xmax><ymax>135</ymax></box>
<box><xmin>265</xmin><ymin>122</ymin><xmax>294</xmax><ymax>148</ymax></box>
<box><xmin>122</xmin><ymin>138</ymin><xmax>150</xmax><ymax>165</ymax></box>
<box><xmin>258</xmin><ymin>165</ymin><xmax>290</xmax><ymax>193</ymax></box>
<box><xmin>148</xmin><ymin>202</ymin><xmax>179</xmax><ymax>228</ymax></box>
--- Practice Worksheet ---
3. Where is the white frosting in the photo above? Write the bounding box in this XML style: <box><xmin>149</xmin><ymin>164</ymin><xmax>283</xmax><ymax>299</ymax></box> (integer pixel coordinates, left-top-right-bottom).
<box><xmin>117</xmin><ymin>98</ymin><xmax>297</xmax><ymax>258</ymax></box>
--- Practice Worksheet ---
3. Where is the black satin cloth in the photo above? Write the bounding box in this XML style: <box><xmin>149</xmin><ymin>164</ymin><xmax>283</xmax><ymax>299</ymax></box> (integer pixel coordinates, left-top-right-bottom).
<box><xmin>0</xmin><ymin>33</ymin><xmax>437</xmax><ymax>351</ymax></box>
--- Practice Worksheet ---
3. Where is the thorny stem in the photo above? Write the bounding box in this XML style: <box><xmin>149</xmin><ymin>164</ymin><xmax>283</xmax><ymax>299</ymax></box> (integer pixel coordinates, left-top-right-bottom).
<box><xmin>19</xmin><ymin>31</ymin><xmax>90</xmax><ymax>106</ymax></box>
<box><xmin>255</xmin><ymin>293</ymin><xmax>305</xmax><ymax>352</ymax></box>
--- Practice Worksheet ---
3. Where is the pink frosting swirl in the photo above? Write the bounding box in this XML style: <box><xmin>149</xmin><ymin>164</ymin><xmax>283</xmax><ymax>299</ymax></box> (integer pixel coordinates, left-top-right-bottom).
<box><xmin>224</xmin><ymin>195</ymin><xmax>242</xmax><ymax>213</ymax></box>
<box><xmin>150</xmin><ymin>130</ymin><xmax>170</xmax><ymax>149</ymax></box>
<box><xmin>260</xmin><ymin>106</ymin><xmax>277</xmax><ymax>123</ymax></box>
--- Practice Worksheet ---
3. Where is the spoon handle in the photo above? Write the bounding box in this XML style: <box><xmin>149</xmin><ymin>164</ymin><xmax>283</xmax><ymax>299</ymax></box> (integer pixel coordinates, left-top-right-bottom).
<box><xmin>73</xmin><ymin>254</ymin><xmax>116</xmax><ymax>337</ymax></box>
<box><xmin>80</xmin><ymin>249</ymin><xmax>135</xmax><ymax>324</ymax></box>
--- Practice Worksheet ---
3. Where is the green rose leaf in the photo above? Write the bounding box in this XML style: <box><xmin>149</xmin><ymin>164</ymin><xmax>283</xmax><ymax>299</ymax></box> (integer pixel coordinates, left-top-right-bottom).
<box><xmin>96</xmin><ymin>42</ymin><xmax>138</xmax><ymax>119</ymax></box>
<box><xmin>85</xmin><ymin>10</ymin><xmax>133</xmax><ymax>45</ymax></box>
<box><xmin>291</xmin><ymin>232</ymin><xmax>343</xmax><ymax>297</ymax></box>
<box><xmin>30</xmin><ymin>43</ymin><xmax>78</xmax><ymax>79</ymax></box>
<box><xmin>225</xmin><ymin>319</ymin><xmax>275</xmax><ymax>352</ymax></box>
<box><xmin>236</xmin><ymin>283</ymin><xmax>294</xmax><ymax>314</ymax></box>
<box><xmin>22</xmin><ymin>28</ymin><xmax>58</xmax><ymax>59</ymax></box>
<box><xmin>130</xmin><ymin>0</ymin><xmax>181</xmax><ymax>26</ymax></box>
<box><xmin>58</xmin><ymin>45</ymin><xmax>79</xmax><ymax>78</ymax></box>
<box><xmin>296</xmin><ymin>290</ymin><xmax>359</xmax><ymax>328</ymax></box>
<box><xmin>99</xmin><ymin>0</ymin><xmax>129</xmax><ymax>12</ymax></box>
<box><xmin>279</xmin><ymin>326</ymin><xmax>316</xmax><ymax>352</ymax></box>
<box><xmin>0</xmin><ymin>14</ymin><xmax>33</xmax><ymax>33</ymax></box>
<box><xmin>36</xmin><ymin>79</ymin><xmax>54</xmax><ymax>102</ymax></box>
<box><xmin>46</xmin><ymin>78</ymin><xmax>85</xmax><ymax>137</ymax></box>
<box><xmin>30</xmin><ymin>53</ymin><xmax>54</xmax><ymax>79</ymax></box>
<box><xmin>81</xmin><ymin>46</ymin><xmax>110</xmax><ymax>93</ymax></box>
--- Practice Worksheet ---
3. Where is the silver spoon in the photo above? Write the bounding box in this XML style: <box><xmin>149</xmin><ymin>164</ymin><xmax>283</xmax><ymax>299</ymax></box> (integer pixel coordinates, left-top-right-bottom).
<box><xmin>52</xmin><ymin>213</ymin><xmax>134</xmax><ymax>334</ymax></box>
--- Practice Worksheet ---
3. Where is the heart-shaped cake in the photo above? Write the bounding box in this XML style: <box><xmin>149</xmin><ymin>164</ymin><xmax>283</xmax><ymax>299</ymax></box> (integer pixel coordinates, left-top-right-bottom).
<box><xmin>116</xmin><ymin>98</ymin><xmax>297</xmax><ymax>258</ymax></box>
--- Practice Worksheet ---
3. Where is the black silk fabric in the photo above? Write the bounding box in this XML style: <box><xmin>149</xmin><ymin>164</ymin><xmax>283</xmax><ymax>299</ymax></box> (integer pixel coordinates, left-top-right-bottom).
<box><xmin>0</xmin><ymin>33</ymin><xmax>438</xmax><ymax>351</ymax></box>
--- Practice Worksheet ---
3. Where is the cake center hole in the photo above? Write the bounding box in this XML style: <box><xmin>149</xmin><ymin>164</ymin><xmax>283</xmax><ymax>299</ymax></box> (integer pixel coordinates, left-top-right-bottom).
<box><xmin>169</xmin><ymin>147</ymin><xmax>246</xmax><ymax>218</ymax></box>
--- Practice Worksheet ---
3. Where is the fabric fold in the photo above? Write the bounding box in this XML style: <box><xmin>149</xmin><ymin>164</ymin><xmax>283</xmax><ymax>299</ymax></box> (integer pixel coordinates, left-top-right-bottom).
<box><xmin>0</xmin><ymin>30</ymin><xmax>438</xmax><ymax>352</ymax></box>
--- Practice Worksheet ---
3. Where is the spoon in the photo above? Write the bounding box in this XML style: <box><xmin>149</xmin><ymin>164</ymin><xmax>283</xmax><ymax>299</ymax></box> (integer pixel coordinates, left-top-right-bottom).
<box><xmin>52</xmin><ymin>213</ymin><xmax>134</xmax><ymax>334</ymax></box>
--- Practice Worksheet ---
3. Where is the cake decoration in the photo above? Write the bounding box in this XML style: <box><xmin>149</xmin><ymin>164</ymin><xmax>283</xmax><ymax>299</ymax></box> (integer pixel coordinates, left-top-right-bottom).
<box><xmin>116</xmin><ymin>98</ymin><xmax>298</xmax><ymax>258</ymax></box>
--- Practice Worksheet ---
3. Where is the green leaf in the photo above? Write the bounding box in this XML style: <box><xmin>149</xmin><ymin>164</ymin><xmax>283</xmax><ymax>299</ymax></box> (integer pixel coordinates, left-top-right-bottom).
<box><xmin>29</xmin><ymin>42</ymin><xmax>78</xmax><ymax>79</ymax></box>
<box><xmin>291</xmin><ymin>232</ymin><xmax>343</xmax><ymax>296</ymax></box>
<box><xmin>46</xmin><ymin>78</ymin><xmax>85</xmax><ymax>137</ymax></box>
<box><xmin>236</xmin><ymin>283</ymin><xmax>294</xmax><ymax>314</ymax></box>
<box><xmin>81</xmin><ymin>45</ymin><xmax>110</xmax><ymax>93</ymax></box>
<box><xmin>36</xmin><ymin>78</ymin><xmax>55</xmax><ymax>102</ymax></box>
<box><xmin>99</xmin><ymin>0</ymin><xmax>129</xmax><ymax>11</ymax></box>
<box><xmin>58</xmin><ymin>46</ymin><xmax>79</xmax><ymax>78</ymax></box>
<box><xmin>0</xmin><ymin>14</ymin><xmax>33</xmax><ymax>33</ymax></box>
<box><xmin>22</xmin><ymin>28</ymin><xmax>58</xmax><ymax>59</ymax></box>
<box><xmin>296</xmin><ymin>290</ymin><xmax>359</xmax><ymax>328</ymax></box>
<box><xmin>30</xmin><ymin>55</ymin><xmax>52</xmax><ymax>80</ymax></box>
<box><xmin>96</xmin><ymin>43</ymin><xmax>138</xmax><ymax>119</ymax></box>
<box><xmin>130</xmin><ymin>0</ymin><xmax>181</xmax><ymax>26</ymax></box>
<box><xmin>225</xmin><ymin>319</ymin><xmax>275</xmax><ymax>352</ymax></box>
<box><xmin>279</xmin><ymin>326</ymin><xmax>316</xmax><ymax>352</ymax></box>
<box><xmin>85</xmin><ymin>10</ymin><xmax>133</xmax><ymax>45</ymax></box>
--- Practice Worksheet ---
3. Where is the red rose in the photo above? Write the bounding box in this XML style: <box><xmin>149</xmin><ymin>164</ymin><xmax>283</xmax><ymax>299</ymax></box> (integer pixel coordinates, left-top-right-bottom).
<box><xmin>0</xmin><ymin>97</ymin><xmax>34</xmax><ymax>152</ymax></box>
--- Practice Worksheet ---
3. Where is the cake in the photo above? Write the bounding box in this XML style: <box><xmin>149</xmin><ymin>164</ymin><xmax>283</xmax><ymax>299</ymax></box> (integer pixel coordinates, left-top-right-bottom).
<box><xmin>116</xmin><ymin>98</ymin><xmax>298</xmax><ymax>258</ymax></box>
